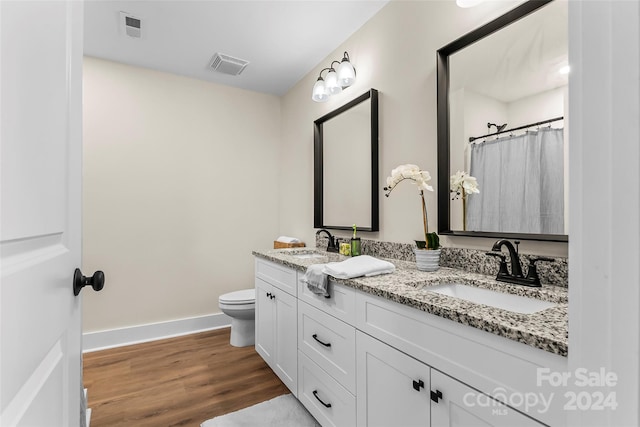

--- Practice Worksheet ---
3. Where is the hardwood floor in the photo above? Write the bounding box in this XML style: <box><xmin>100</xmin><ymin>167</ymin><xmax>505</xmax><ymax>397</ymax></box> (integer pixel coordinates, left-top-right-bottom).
<box><xmin>83</xmin><ymin>328</ymin><xmax>289</xmax><ymax>426</ymax></box>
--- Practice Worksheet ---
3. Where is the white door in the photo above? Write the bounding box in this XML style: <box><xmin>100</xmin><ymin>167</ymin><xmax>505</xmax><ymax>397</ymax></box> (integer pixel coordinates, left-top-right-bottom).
<box><xmin>1</xmin><ymin>1</ymin><xmax>86</xmax><ymax>426</ymax></box>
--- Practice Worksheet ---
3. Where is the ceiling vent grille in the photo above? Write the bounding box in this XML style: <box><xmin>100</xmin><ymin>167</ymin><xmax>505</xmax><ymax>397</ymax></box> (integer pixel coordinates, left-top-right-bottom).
<box><xmin>209</xmin><ymin>53</ymin><xmax>249</xmax><ymax>76</ymax></box>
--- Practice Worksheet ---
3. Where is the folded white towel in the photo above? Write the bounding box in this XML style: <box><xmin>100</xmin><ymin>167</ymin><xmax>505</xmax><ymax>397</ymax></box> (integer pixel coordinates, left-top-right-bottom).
<box><xmin>276</xmin><ymin>236</ymin><xmax>301</xmax><ymax>243</ymax></box>
<box><xmin>323</xmin><ymin>255</ymin><xmax>395</xmax><ymax>279</ymax></box>
<box><xmin>301</xmin><ymin>264</ymin><xmax>329</xmax><ymax>297</ymax></box>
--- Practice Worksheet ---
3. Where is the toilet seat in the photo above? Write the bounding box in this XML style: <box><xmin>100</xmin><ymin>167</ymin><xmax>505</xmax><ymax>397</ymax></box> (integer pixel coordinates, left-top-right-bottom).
<box><xmin>219</xmin><ymin>289</ymin><xmax>255</xmax><ymax>305</ymax></box>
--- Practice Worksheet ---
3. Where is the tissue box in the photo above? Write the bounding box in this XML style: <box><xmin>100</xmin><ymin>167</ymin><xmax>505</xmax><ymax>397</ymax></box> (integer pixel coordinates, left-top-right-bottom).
<box><xmin>274</xmin><ymin>241</ymin><xmax>306</xmax><ymax>249</ymax></box>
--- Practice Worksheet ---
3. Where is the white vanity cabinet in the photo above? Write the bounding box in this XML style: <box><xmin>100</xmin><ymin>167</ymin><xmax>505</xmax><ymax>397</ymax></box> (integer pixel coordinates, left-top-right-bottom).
<box><xmin>254</xmin><ymin>255</ymin><xmax>566</xmax><ymax>427</ymax></box>
<box><xmin>255</xmin><ymin>259</ymin><xmax>298</xmax><ymax>396</ymax></box>
<box><xmin>357</xmin><ymin>330</ymin><xmax>544</xmax><ymax>427</ymax></box>
<box><xmin>355</xmin><ymin>291</ymin><xmax>565</xmax><ymax>427</ymax></box>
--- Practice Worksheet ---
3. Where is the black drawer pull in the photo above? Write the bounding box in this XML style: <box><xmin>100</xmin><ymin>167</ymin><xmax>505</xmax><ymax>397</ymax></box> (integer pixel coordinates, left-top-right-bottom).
<box><xmin>412</xmin><ymin>379</ymin><xmax>424</xmax><ymax>391</ymax></box>
<box><xmin>312</xmin><ymin>334</ymin><xmax>332</xmax><ymax>347</ymax></box>
<box><xmin>431</xmin><ymin>389</ymin><xmax>443</xmax><ymax>403</ymax></box>
<box><xmin>312</xmin><ymin>390</ymin><xmax>332</xmax><ymax>408</ymax></box>
<box><xmin>266</xmin><ymin>292</ymin><xmax>272</xmax><ymax>298</ymax></box>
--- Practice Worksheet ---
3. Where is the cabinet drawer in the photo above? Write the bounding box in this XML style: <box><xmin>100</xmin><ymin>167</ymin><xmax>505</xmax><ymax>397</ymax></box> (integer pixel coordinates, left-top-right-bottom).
<box><xmin>299</xmin><ymin>277</ymin><xmax>356</xmax><ymax>325</ymax></box>
<box><xmin>255</xmin><ymin>258</ymin><xmax>297</xmax><ymax>296</ymax></box>
<box><xmin>298</xmin><ymin>301</ymin><xmax>356</xmax><ymax>394</ymax></box>
<box><xmin>298</xmin><ymin>352</ymin><xmax>356</xmax><ymax>427</ymax></box>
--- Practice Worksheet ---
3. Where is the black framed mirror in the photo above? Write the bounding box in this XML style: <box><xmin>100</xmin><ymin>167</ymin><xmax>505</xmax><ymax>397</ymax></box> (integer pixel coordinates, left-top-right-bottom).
<box><xmin>437</xmin><ymin>0</ymin><xmax>568</xmax><ymax>242</ymax></box>
<box><xmin>314</xmin><ymin>88</ymin><xmax>379</xmax><ymax>231</ymax></box>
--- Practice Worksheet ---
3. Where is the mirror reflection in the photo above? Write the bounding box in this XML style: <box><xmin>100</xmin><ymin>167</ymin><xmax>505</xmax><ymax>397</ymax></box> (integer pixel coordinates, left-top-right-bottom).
<box><xmin>439</xmin><ymin>0</ymin><xmax>568</xmax><ymax>241</ymax></box>
<box><xmin>314</xmin><ymin>89</ymin><xmax>379</xmax><ymax>231</ymax></box>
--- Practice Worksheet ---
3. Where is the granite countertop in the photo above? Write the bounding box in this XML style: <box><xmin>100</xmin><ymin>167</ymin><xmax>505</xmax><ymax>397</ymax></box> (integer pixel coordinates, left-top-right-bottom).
<box><xmin>253</xmin><ymin>248</ymin><xmax>568</xmax><ymax>357</ymax></box>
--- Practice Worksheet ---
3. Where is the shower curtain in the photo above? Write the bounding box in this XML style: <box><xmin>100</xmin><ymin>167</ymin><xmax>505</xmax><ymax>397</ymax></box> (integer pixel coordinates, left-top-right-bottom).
<box><xmin>466</xmin><ymin>127</ymin><xmax>564</xmax><ymax>234</ymax></box>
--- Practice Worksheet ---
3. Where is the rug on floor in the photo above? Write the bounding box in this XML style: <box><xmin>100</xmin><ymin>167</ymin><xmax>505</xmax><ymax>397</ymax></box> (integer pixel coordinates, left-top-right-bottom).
<box><xmin>201</xmin><ymin>394</ymin><xmax>320</xmax><ymax>427</ymax></box>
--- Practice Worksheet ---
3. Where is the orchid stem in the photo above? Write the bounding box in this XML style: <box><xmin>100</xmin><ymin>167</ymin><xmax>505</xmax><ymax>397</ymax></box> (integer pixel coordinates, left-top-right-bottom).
<box><xmin>420</xmin><ymin>190</ymin><xmax>429</xmax><ymax>241</ymax></box>
<box><xmin>462</xmin><ymin>187</ymin><xmax>467</xmax><ymax>231</ymax></box>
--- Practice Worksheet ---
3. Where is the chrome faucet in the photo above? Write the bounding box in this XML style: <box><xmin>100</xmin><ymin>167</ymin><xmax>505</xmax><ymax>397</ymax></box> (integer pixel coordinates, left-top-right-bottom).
<box><xmin>486</xmin><ymin>239</ymin><xmax>554</xmax><ymax>287</ymax></box>
<box><xmin>316</xmin><ymin>229</ymin><xmax>339</xmax><ymax>253</ymax></box>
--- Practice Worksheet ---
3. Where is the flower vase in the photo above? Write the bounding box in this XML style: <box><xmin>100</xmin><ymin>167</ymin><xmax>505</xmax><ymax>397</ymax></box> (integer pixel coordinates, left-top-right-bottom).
<box><xmin>414</xmin><ymin>248</ymin><xmax>441</xmax><ymax>272</ymax></box>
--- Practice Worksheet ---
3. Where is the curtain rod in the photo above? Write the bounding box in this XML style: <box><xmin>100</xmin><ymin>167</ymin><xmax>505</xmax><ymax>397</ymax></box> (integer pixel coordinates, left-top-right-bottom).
<box><xmin>468</xmin><ymin>116</ymin><xmax>564</xmax><ymax>143</ymax></box>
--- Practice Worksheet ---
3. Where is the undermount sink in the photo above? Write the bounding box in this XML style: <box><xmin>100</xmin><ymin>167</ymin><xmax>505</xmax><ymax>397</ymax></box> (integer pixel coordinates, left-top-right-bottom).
<box><xmin>427</xmin><ymin>283</ymin><xmax>556</xmax><ymax>314</ymax></box>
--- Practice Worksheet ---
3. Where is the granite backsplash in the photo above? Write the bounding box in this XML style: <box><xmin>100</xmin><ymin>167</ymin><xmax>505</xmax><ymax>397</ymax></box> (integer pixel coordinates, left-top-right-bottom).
<box><xmin>316</xmin><ymin>236</ymin><xmax>568</xmax><ymax>288</ymax></box>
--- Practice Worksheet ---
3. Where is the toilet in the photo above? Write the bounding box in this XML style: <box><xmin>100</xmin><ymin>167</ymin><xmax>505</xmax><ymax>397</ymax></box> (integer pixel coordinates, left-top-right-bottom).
<box><xmin>219</xmin><ymin>289</ymin><xmax>256</xmax><ymax>347</ymax></box>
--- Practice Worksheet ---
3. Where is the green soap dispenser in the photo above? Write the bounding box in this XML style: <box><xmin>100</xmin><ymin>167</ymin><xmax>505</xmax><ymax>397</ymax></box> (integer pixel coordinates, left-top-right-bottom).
<box><xmin>350</xmin><ymin>224</ymin><xmax>361</xmax><ymax>256</ymax></box>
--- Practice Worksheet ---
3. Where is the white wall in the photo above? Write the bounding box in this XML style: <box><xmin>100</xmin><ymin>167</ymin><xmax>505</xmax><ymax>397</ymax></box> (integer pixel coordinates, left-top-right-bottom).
<box><xmin>82</xmin><ymin>57</ymin><xmax>281</xmax><ymax>333</ymax></box>
<box><xmin>507</xmin><ymin>86</ymin><xmax>565</xmax><ymax>126</ymax></box>
<box><xmin>569</xmin><ymin>1</ymin><xmax>640</xmax><ymax>424</ymax></box>
<box><xmin>279</xmin><ymin>0</ymin><xmax>567</xmax><ymax>257</ymax></box>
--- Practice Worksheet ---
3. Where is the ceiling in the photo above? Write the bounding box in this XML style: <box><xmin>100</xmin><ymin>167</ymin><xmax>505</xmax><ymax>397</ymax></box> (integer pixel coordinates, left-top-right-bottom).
<box><xmin>84</xmin><ymin>0</ymin><xmax>389</xmax><ymax>96</ymax></box>
<box><xmin>450</xmin><ymin>0</ymin><xmax>567</xmax><ymax>103</ymax></box>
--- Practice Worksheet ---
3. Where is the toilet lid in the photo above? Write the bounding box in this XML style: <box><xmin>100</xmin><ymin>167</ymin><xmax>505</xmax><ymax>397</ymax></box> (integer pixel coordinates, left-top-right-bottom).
<box><xmin>220</xmin><ymin>289</ymin><xmax>255</xmax><ymax>305</ymax></box>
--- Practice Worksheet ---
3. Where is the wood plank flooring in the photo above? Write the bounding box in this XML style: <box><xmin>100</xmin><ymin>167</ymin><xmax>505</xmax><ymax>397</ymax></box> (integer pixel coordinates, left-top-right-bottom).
<box><xmin>83</xmin><ymin>328</ymin><xmax>289</xmax><ymax>427</ymax></box>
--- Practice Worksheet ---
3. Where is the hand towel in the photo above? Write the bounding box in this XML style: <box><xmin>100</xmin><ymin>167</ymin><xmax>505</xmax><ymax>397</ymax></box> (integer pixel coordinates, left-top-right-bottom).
<box><xmin>323</xmin><ymin>255</ymin><xmax>395</xmax><ymax>279</ymax></box>
<box><xmin>276</xmin><ymin>236</ymin><xmax>301</xmax><ymax>243</ymax></box>
<box><xmin>301</xmin><ymin>264</ymin><xmax>329</xmax><ymax>297</ymax></box>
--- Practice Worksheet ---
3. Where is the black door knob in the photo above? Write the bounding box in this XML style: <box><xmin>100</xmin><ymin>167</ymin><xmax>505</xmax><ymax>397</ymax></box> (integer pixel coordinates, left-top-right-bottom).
<box><xmin>73</xmin><ymin>268</ymin><xmax>105</xmax><ymax>296</ymax></box>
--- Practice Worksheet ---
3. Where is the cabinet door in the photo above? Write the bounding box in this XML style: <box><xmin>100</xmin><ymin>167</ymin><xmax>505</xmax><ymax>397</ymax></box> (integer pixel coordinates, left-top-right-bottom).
<box><xmin>273</xmin><ymin>286</ymin><xmax>298</xmax><ymax>396</ymax></box>
<box><xmin>255</xmin><ymin>277</ymin><xmax>275</xmax><ymax>365</ymax></box>
<box><xmin>431</xmin><ymin>370</ymin><xmax>543</xmax><ymax>427</ymax></box>
<box><xmin>356</xmin><ymin>331</ymin><xmax>430</xmax><ymax>427</ymax></box>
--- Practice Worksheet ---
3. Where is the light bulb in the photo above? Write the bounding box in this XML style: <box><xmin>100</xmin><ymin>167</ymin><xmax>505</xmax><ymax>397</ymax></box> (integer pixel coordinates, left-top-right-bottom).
<box><xmin>312</xmin><ymin>78</ymin><xmax>329</xmax><ymax>102</ymax></box>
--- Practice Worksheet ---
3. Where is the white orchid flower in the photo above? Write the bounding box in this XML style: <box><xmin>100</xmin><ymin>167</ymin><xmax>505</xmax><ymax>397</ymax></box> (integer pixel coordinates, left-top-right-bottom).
<box><xmin>450</xmin><ymin>170</ymin><xmax>479</xmax><ymax>195</ymax></box>
<box><xmin>450</xmin><ymin>170</ymin><xmax>465</xmax><ymax>191</ymax></box>
<box><xmin>383</xmin><ymin>163</ymin><xmax>438</xmax><ymax>249</ymax></box>
<box><xmin>384</xmin><ymin>164</ymin><xmax>434</xmax><ymax>194</ymax></box>
<box><xmin>462</xmin><ymin>175</ymin><xmax>479</xmax><ymax>194</ymax></box>
<box><xmin>417</xmin><ymin>180</ymin><xmax>434</xmax><ymax>192</ymax></box>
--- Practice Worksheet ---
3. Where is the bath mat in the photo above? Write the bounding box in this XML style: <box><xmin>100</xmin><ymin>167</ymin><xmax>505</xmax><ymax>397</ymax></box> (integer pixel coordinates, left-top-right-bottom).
<box><xmin>201</xmin><ymin>394</ymin><xmax>320</xmax><ymax>427</ymax></box>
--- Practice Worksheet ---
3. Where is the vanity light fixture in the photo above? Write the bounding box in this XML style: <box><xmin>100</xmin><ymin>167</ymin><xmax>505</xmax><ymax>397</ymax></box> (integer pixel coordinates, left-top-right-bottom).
<box><xmin>311</xmin><ymin>52</ymin><xmax>356</xmax><ymax>102</ymax></box>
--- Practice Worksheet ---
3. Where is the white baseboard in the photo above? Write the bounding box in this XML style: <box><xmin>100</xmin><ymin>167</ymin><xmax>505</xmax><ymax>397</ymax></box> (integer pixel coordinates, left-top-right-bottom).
<box><xmin>82</xmin><ymin>313</ymin><xmax>231</xmax><ymax>353</ymax></box>
<box><xmin>84</xmin><ymin>388</ymin><xmax>90</xmax><ymax>427</ymax></box>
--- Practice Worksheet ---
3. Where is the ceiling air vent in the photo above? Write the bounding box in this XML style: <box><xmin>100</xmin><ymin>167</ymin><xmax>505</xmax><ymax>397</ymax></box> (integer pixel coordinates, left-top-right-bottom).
<box><xmin>209</xmin><ymin>53</ymin><xmax>249</xmax><ymax>76</ymax></box>
<box><xmin>120</xmin><ymin>11</ymin><xmax>141</xmax><ymax>38</ymax></box>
